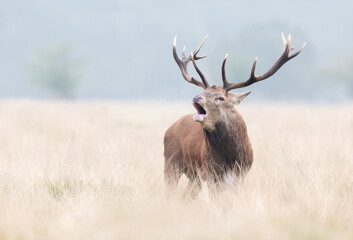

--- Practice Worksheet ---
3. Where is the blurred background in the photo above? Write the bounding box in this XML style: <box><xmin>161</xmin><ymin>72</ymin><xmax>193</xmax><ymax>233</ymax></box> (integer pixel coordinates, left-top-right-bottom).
<box><xmin>0</xmin><ymin>0</ymin><xmax>352</xmax><ymax>102</ymax></box>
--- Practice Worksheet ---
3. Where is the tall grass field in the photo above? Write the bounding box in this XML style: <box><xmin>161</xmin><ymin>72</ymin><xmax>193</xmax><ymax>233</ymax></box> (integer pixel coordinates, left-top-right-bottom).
<box><xmin>0</xmin><ymin>100</ymin><xmax>352</xmax><ymax>239</ymax></box>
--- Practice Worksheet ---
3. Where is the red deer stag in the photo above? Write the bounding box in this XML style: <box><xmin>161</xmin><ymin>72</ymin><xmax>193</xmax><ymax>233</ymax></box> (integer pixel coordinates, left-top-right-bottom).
<box><xmin>164</xmin><ymin>34</ymin><xmax>306</xmax><ymax>199</ymax></box>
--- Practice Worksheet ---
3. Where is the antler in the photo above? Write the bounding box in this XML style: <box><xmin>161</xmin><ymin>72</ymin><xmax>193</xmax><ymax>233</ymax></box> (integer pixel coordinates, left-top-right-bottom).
<box><xmin>223</xmin><ymin>33</ymin><xmax>307</xmax><ymax>92</ymax></box>
<box><xmin>173</xmin><ymin>35</ymin><xmax>209</xmax><ymax>88</ymax></box>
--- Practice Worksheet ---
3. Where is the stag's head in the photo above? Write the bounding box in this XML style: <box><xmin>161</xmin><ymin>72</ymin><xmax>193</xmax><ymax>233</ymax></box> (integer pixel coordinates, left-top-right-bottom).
<box><xmin>191</xmin><ymin>85</ymin><xmax>250</xmax><ymax>131</ymax></box>
<box><xmin>173</xmin><ymin>34</ymin><xmax>306</xmax><ymax>131</ymax></box>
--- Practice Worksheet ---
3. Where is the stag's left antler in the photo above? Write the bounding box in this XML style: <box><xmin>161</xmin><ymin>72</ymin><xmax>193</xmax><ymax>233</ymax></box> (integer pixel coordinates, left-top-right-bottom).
<box><xmin>173</xmin><ymin>35</ymin><xmax>210</xmax><ymax>89</ymax></box>
<box><xmin>222</xmin><ymin>33</ymin><xmax>307</xmax><ymax>92</ymax></box>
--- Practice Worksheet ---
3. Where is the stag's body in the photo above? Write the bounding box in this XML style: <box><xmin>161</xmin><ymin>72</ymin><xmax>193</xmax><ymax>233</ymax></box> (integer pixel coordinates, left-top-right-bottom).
<box><xmin>164</xmin><ymin>34</ymin><xmax>306</xmax><ymax>199</ymax></box>
<box><xmin>164</xmin><ymin>107</ymin><xmax>253</xmax><ymax>194</ymax></box>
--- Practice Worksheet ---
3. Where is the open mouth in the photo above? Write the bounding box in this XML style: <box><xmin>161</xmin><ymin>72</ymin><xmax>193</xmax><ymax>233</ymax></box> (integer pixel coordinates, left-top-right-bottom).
<box><xmin>193</xmin><ymin>102</ymin><xmax>207</xmax><ymax>122</ymax></box>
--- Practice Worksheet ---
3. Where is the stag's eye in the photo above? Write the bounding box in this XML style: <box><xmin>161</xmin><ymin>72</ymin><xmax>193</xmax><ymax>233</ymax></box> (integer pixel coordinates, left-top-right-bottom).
<box><xmin>216</xmin><ymin>97</ymin><xmax>224</xmax><ymax>101</ymax></box>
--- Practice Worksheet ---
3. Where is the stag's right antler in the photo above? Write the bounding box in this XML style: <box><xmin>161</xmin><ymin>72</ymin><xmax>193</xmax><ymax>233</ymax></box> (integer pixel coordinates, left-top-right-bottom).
<box><xmin>173</xmin><ymin>35</ymin><xmax>209</xmax><ymax>88</ymax></box>
<box><xmin>222</xmin><ymin>33</ymin><xmax>307</xmax><ymax>92</ymax></box>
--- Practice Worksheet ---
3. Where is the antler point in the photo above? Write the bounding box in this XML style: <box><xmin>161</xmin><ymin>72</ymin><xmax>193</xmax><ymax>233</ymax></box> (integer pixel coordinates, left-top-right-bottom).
<box><xmin>298</xmin><ymin>42</ymin><xmax>307</xmax><ymax>52</ymax></box>
<box><xmin>281</xmin><ymin>32</ymin><xmax>287</xmax><ymax>45</ymax></box>
<box><xmin>287</xmin><ymin>34</ymin><xmax>292</xmax><ymax>45</ymax></box>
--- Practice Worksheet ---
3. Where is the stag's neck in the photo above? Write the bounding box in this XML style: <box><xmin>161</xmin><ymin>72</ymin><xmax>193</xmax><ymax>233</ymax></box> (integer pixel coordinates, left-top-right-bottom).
<box><xmin>203</xmin><ymin>110</ymin><xmax>250</xmax><ymax>172</ymax></box>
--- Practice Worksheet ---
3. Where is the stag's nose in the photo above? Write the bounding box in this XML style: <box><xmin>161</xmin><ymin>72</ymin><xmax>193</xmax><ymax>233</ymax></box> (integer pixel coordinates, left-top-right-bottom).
<box><xmin>193</xmin><ymin>95</ymin><xmax>203</xmax><ymax>103</ymax></box>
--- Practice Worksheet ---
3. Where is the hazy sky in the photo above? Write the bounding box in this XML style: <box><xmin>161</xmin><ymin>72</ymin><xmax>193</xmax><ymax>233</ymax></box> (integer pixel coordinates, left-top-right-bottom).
<box><xmin>0</xmin><ymin>0</ymin><xmax>352</xmax><ymax>101</ymax></box>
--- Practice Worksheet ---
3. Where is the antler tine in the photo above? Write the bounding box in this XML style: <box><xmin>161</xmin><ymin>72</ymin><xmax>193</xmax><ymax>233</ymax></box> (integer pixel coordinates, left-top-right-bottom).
<box><xmin>281</xmin><ymin>32</ymin><xmax>307</xmax><ymax>60</ymax></box>
<box><xmin>182</xmin><ymin>46</ymin><xmax>186</xmax><ymax>59</ymax></box>
<box><xmin>222</xmin><ymin>54</ymin><xmax>229</xmax><ymax>88</ymax></box>
<box><xmin>289</xmin><ymin>42</ymin><xmax>307</xmax><ymax>59</ymax></box>
<box><xmin>191</xmin><ymin>35</ymin><xmax>208</xmax><ymax>60</ymax></box>
<box><xmin>191</xmin><ymin>52</ymin><xmax>209</xmax><ymax>88</ymax></box>
<box><xmin>172</xmin><ymin>35</ymin><xmax>209</xmax><ymax>89</ymax></box>
<box><xmin>224</xmin><ymin>33</ymin><xmax>306</xmax><ymax>92</ymax></box>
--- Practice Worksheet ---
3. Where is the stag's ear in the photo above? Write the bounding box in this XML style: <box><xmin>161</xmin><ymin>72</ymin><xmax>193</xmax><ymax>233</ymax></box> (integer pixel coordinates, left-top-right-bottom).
<box><xmin>229</xmin><ymin>91</ymin><xmax>251</xmax><ymax>105</ymax></box>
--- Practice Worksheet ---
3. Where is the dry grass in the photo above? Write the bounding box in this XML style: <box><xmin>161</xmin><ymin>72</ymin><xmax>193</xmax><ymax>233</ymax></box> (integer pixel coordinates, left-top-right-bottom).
<box><xmin>0</xmin><ymin>100</ymin><xmax>352</xmax><ymax>240</ymax></box>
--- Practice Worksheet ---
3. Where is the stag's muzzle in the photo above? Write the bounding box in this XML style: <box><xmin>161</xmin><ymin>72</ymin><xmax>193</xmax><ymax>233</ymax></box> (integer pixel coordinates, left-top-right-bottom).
<box><xmin>192</xmin><ymin>95</ymin><xmax>206</xmax><ymax>122</ymax></box>
<box><xmin>193</xmin><ymin>95</ymin><xmax>202</xmax><ymax>103</ymax></box>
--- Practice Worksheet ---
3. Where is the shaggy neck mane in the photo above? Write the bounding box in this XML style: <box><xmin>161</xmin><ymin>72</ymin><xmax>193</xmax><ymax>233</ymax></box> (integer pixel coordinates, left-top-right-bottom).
<box><xmin>203</xmin><ymin>117</ymin><xmax>250</xmax><ymax>174</ymax></box>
